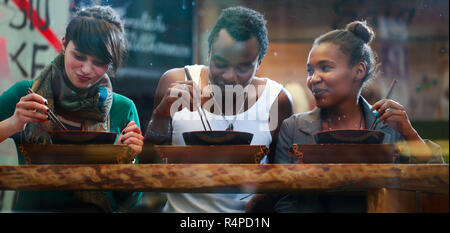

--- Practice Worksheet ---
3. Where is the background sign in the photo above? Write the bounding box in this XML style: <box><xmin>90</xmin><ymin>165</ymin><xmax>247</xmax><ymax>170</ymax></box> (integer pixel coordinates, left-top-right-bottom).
<box><xmin>0</xmin><ymin>0</ymin><xmax>68</xmax><ymax>93</ymax></box>
<box><xmin>102</xmin><ymin>0</ymin><xmax>194</xmax><ymax>81</ymax></box>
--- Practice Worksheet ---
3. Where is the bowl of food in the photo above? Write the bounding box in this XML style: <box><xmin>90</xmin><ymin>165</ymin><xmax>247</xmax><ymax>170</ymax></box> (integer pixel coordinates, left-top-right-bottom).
<box><xmin>182</xmin><ymin>131</ymin><xmax>253</xmax><ymax>145</ymax></box>
<box><xmin>21</xmin><ymin>144</ymin><xmax>134</xmax><ymax>164</ymax></box>
<box><xmin>314</xmin><ymin>129</ymin><xmax>385</xmax><ymax>144</ymax></box>
<box><xmin>49</xmin><ymin>130</ymin><xmax>117</xmax><ymax>144</ymax></box>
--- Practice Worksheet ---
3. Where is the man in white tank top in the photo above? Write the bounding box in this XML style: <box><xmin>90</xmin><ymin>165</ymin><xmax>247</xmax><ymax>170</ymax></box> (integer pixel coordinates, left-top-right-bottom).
<box><xmin>144</xmin><ymin>6</ymin><xmax>294</xmax><ymax>213</ymax></box>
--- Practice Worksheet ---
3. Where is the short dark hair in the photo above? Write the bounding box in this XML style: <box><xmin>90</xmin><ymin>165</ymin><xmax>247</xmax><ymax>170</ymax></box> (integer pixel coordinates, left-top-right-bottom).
<box><xmin>208</xmin><ymin>6</ymin><xmax>268</xmax><ymax>62</ymax></box>
<box><xmin>64</xmin><ymin>5</ymin><xmax>126</xmax><ymax>75</ymax></box>
<box><xmin>314</xmin><ymin>20</ymin><xmax>379</xmax><ymax>87</ymax></box>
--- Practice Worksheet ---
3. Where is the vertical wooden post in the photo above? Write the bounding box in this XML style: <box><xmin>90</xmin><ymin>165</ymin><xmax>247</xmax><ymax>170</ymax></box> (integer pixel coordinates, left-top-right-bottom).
<box><xmin>417</xmin><ymin>193</ymin><xmax>449</xmax><ymax>213</ymax></box>
<box><xmin>367</xmin><ymin>188</ymin><xmax>449</xmax><ymax>213</ymax></box>
<box><xmin>367</xmin><ymin>188</ymin><xmax>416</xmax><ymax>213</ymax></box>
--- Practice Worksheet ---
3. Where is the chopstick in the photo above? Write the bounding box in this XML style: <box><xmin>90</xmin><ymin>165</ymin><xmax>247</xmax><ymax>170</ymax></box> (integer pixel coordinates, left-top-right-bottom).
<box><xmin>184</xmin><ymin>67</ymin><xmax>212</xmax><ymax>131</ymax></box>
<box><xmin>27</xmin><ymin>88</ymin><xmax>68</xmax><ymax>131</ymax></box>
<box><xmin>369</xmin><ymin>79</ymin><xmax>397</xmax><ymax>130</ymax></box>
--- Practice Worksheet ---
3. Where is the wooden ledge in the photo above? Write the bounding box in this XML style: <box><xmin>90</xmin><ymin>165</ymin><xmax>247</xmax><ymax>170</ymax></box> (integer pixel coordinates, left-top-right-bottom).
<box><xmin>0</xmin><ymin>164</ymin><xmax>448</xmax><ymax>193</ymax></box>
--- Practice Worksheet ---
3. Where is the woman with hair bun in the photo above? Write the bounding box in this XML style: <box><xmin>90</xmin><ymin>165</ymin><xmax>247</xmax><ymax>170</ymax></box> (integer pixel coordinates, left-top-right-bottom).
<box><xmin>0</xmin><ymin>5</ymin><xmax>143</xmax><ymax>212</ymax></box>
<box><xmin>247</xmin><ymin>20</ymin><xmax>443</xmax><ymax>213</ymax></box>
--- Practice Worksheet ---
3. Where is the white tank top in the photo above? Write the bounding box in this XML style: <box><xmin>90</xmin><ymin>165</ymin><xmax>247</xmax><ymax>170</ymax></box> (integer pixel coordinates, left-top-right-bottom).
<box><xmin>163</xmin><ymin>65</ymin><xmax>283</xmax><ymax>213</ymax></box>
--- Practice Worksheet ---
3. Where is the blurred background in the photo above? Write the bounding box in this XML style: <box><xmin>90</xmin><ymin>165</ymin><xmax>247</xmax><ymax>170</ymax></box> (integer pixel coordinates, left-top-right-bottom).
<box><xmin>0</xmin><ymin>0</ymin><xmax>448</xmax><ymax>212</ymax></box>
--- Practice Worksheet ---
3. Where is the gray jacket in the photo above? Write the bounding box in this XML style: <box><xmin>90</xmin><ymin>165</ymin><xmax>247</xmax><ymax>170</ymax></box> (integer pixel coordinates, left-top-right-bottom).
<box><xmin>274</xmin><ymin>97</ymin><xmax>443</xmax><ymax>164</ymax></box>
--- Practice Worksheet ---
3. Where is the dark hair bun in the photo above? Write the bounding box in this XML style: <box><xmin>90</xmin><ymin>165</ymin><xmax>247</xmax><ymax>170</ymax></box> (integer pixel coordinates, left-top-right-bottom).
<box><xmin>345</xmin><ymin>21</ymin><xmax>374</xmax><ymax>44</ymax></box>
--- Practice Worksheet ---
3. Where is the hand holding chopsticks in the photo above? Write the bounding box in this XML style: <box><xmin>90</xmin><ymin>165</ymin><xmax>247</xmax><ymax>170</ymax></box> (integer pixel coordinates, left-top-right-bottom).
<box><xmin>369</xmin><ymin>79</ymin><xmax>415</xmax><ymax>137</ymax></box>
<box><xmin>145</xmin><ymin>67</ymin><xmax>212</xmax><ymax>144</ymax></box>
<box><xmin>27</xmin><ymin>88</ymin><xmax>68</xmax><ymax>131</ymax></box>
<box><xmin>368</xmin><ymin>80</ymin><xmax>431</xmax><ymax>154</ymax></box>
<box><xmin>369</xmin><ymin>79</ymin><xmax>397</xmax><ymax>129</ymax></box>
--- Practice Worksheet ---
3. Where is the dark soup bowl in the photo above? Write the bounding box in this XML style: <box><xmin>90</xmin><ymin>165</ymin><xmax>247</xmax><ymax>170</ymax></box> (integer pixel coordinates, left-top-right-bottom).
<box><xmin>314</xmin><ymin>129</ymin><xmax>385</xmax><ymax>144</ymax></box>
<box><xmin>49</xmin><ymin>130</ymin><xmax>118</xmax><ymax>144</ymax></box>
<box><xmin>183</xmin><ymin>131</ymin><xmax>253</xmax><ymax>145</ymax></box>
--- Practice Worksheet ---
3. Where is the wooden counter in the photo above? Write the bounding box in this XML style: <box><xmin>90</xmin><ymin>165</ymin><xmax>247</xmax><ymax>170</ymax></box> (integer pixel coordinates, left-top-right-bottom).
<box><xmin>0</xmin><ymin>164</ymin><xmax>447</xmax><ymax>212</ymax></box>
<box><xmin>0</xmin><ymin>164</ymin><xmax>447</xmax><ymax>192</ymax></box>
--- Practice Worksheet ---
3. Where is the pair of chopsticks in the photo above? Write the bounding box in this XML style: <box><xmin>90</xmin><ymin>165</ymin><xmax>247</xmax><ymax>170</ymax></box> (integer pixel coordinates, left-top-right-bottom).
<box><xmin>369</xmin><ymin>79</ymin><xmax>397</xmax><ymax>130</ymax></box>
<box><xmin>27</xmin><ymin>88</ymin><xmax>68</xmax><ymax>131</ymax></box>
<box><xmin>183</xmin><ymin>67</ymin><xmax>212</xmax><ymax>131</ymax></box>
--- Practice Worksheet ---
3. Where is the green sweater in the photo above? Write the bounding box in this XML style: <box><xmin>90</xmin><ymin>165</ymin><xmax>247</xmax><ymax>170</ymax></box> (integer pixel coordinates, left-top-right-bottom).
<box><xmin>0</xmin><ymin>80</ymin><xmax>142</xmax><ymax>212</ymax></box>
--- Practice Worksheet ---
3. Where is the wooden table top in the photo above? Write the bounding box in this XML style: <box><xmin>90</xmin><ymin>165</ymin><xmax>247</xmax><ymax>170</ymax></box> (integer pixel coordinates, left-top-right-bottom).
<box><xmin>0</xmin><ymin>164</ymin><xmax>448</xmax><ymax>194</ymax></box>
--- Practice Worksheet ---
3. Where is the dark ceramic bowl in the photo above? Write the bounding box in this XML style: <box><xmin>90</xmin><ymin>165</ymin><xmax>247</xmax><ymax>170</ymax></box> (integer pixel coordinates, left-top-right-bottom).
<box><xmin>314</xmin><ymin>129</ymin><xmax>385</xmax><ymax>144</ymax></box>
<box><xmin>183</xmin><ymin>131</ymin><xmax>253</xmax><ymax>145</ymax></box>
<box><xmin>49</xmin><ymin>130</ymin><xmax>117</xmax><ymax>144</ymax></box>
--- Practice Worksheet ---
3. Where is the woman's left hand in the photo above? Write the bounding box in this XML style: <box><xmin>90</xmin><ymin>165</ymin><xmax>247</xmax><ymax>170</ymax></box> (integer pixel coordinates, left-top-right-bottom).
<box><xmin>116</xmin><ymin>121</ymin><xmax>144</xmax><ymax>155</ymax></box>
<box><xmin>371</xmin><ymin>99</ymin><xmax>419</xmax><ymax>140</ymax></box>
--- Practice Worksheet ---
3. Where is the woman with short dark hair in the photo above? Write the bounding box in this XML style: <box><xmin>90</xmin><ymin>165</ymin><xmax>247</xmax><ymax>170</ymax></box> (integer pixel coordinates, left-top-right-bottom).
<box><xmin>0</xmin><ymin>5</ymin><xmax>143</xmax><ymax>212</ymax></box>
